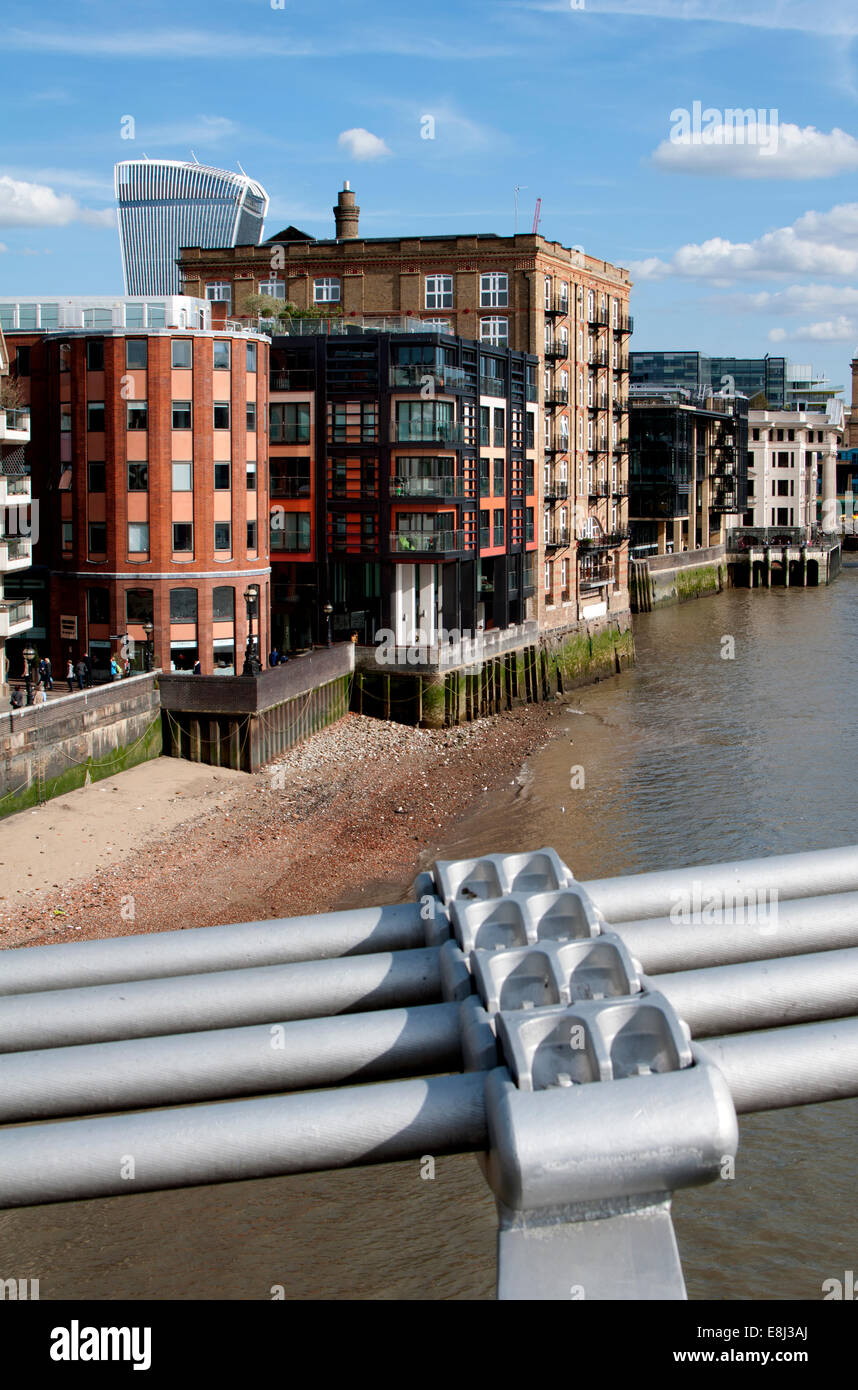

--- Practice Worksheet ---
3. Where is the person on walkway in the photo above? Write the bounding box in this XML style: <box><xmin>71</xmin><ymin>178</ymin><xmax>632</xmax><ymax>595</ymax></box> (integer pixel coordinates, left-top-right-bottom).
<box><xmin>193</xmin><ymin>659</ymin><xmax>201</xmax><ymax>675</ymax></box>
<box><xmin>9</xmin><ymin>686</ymin><xmax>23</xmax><ymax>711</ymax></box>
<box><xmin>110</xmin><ymin>656</ymin><xmax>120</xmax><ymax>681</ymax></box>
<box><xmin>269</xmin><ymin>647</ymin><xmax>280</xmax><ymax>667</ymax></box>
<box><xmin>33</xmin><ymin>681</ymin><xmax>47</xmax><ymax>705</ymax></box>
<box><xmin>39</xmin><ymin>657</ymin><xmax>52</xmax><ymax>690</ymax></box>
<box><xmin>75</xmin><ymin>659</ymin><xmax>86</xmax><ymax>691</ymax></box>
<box><xmin>66</xmin><ymin>658</ymin><xmax>75</xmax><ymax>693</ymax></box>
<box><xmin>82</xmin><ymin>654</ymin><xmax>92</xmax><ymax>687</ymax></box>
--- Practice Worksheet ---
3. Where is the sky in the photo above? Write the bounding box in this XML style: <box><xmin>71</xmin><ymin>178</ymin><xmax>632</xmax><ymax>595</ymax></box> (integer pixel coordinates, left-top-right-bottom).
<box><xmin>4</xmin><ymin>0</ymin><xmax>858</xmax><ymax>397</ymax></box>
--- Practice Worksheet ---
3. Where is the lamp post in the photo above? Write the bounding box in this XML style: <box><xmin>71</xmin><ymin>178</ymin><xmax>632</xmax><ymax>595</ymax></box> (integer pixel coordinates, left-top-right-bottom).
<box><xmin>242</xmin><ymin>585</ymin><xmax>262</xmax><ymax>676</ymax></box>
<box><xmin>22</xmin><ymin>644</ymin><xmax>36</xmax><ymax>704</ymax></box>
<box><xmin>142</xmin><ymin>622</ymin><xmax>154</xmax><ymax>673</ymax></box>
<box><xmin>322</xmin><ymin>602</ymin><xmax>333</xmax><ymax>649</ymax></box>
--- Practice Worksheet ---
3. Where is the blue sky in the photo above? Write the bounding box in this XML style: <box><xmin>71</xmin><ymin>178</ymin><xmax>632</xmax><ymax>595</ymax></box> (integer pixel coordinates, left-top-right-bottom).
<box><xmin>4</xmin><ymin>0</ymin><xmax>858</xmax><ymax>395</ymax></box>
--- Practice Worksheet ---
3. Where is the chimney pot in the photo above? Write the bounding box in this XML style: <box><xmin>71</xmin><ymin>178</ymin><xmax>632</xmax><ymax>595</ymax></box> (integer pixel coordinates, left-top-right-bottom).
<box><xmin>334</xmin><ymin>183</ymin><xmax>360</xmax><ymax>240</ymax></box>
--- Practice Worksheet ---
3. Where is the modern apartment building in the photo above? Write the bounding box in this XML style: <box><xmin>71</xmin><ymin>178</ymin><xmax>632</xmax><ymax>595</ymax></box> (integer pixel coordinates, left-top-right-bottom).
<box><xmin>267</xmin><ymin>326</ymin><xmax>538</xmax><ymax>650</ymax></box>
<box><xmin>0</xmin><ymin>326</ymin><xmax>34</xmax><ymax>694</ymax></box>
<box><xmin>630</xmin><ymin>352</ymin><xmax>841</xmax><ymax>413</ymax></box>
<box><xmin>743</xmin><ymin>405</ymin><xmax>843</xmax><ymax>535</ymax></box>
<box><xmin>628</xmin><ymin>388</ymin><xmax>749</xmax><ymax>555</ymax></box>
<box><xmin>2</xmin><ymin>297</ymin><xmax>269</xmax><ymax>676</ymax></box>
<box><xmin>178</xmin><ymin>182</ymin><xmax>633</xmax><ymax>629</ymax></box>
<box><xmin>115</xmin><ymin>159</ymin><xmax>269</xmax><ymax>297</ymax></box>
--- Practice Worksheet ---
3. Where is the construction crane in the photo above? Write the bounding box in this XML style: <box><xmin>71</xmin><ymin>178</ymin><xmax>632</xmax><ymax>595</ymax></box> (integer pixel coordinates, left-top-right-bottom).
<box><xmin>532</xmin><ymin>197</ymin><xmax>542</xmax><ymax>234</ymax></box>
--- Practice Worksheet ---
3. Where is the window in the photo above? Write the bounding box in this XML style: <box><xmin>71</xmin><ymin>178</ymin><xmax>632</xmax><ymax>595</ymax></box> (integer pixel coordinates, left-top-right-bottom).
<box><xmin>425</xmin><ymin>275</ymin><xmax>453</xmax><ymax>310</ymax></box>
<box><xmin>246</xmin><ymin>401</ymin><xmax>257</xmax><ymax>432</ymax></box>
<box><xmin>127</xmin><ymin>401</ymin><xmax>148</xmax><ymax>430</ymax></box>
<box><xmin>58</xmin><ymin>342</ymin><xmax>71</xmax><ymax>372</ymax></box>
<box><xmin>544</xmin><ymin>277</ymin><xmax>552</xmax><ymax>310</ymax></box>
<box><xmin>480</xmin><ymin>273</ymin><xmax>508</xmax><ymax>308</ymax></box>
<box><xmin>126</xmin><ymin>589</ymin><xmax>154</xmax><ymax>623</ymax></box>
<box><xmin>213</xmin><ymin>339</ymin><xmax>231</xmax><ymax>371</ymax></box>
<box><xmin>127</xmin><ymin>461</ymin><xmax>148</xmax><ymax>491</ymax></box>
<box><xmin>421</xmin><ymin>319</ymin><xmax>451</xmax><ymax>332</ymax></box>
<box><xmin>206</xmin><ymin>282</ymin><xmax>231</xmax><ymax>309</ymax></box>
<box><xmin>62</xmin><ymin>521</ymin><xmax>73</xmax><ymax>550</ymax></box>
<box><xmin>395</xmin><ymin>399</ymin><xmax>454</xmax><ymax>442</ymax></box>
<box><xmin>270</xmin><ymin>510</ymin><xmax>311</xmax><ymax>551</ymax></box>
<box><xmin>246</xmin><ymin>461</ymin><xmax>257</xmax><ymax>490</ymax></box>
<box><xmin>173</xmin><ymin>522</ymin><xmax>193</xmax><ymax>553</ymax></box>
<box><xmin>88</xmin><ymin>522</ymin><xmax>107</xmax><ymax>553</ymax></box>
<box><xmin>214</xmin><ymin>462</ymin><xmax>231</xmax><ymax>490</ymax></box>
<box><xmin>270</xmin><ymin>456</ymin><xmax>311</xmax><ymax>497</ymax></box>
<box><xmin>270</xmin><ymin>402</ymin><xmax>310</xmax><ymax>443</ymax></box>
<box><xmin>59</xmin><ymin>404</ymin><xmax>72</xmax><ymax>434</ymax></box>
<box><xmin>86</xmin><ymin>340</ymin><xmax>104</xmax><ymax>371</ymax></box>
<box><xmin>246</xmin><ymin>341</ymin><xmax>257</xmax><ymax>372</ymax></box>
<box><xmin>87</xmin><ymin>402</ymin><xmax>105</xmax><ymax>432</ymax></box>
<box><xmin>214</xmin><ymin>521</ymin><xmax>231</xmax><ymax>551</ymax></box>
<box><xmin>314</xmin><ymin>277</ymin><xmax>341</xmax><ymax>303</ymax></box>
<box><xmin>88</xmin><ymin>588</ymin><xmax>110</xmax><ymax>624</ymax></box>
<box><xmin>88</xmin><ymin>460</ymin><xmax>105</xmax><ymax>492</ymax></box>
<box><xmin>128</xmin><ymin>522</ymin><xmax>149</xmax><ymax>553</ymax></box>
<box><xmin>172</xmin><ymin>461</ymin><xmax>192</xmax><ymax>491</ymax></box>
<box><xmin>214</xmin><ymin>401</ymin><xmax>230</xmax><ymax>430</ymax></box>
<box><xmin>493</xmin><ymin>407</ymin><xmax>505</xmax><ymax>446</ymax></box>
<box><xmin>481</xmin><ymin>317</ymin><xmax>508</xmax><ymax>347</ymax></box>
<box><xmin>259</xmin><ymin>278</ymin><xmax>285</xmax><ymax>298</ymax></box>
<box><xmin>247</xmin><ymin>520</ymin><xmax>258</xmax><ymax>550</ymax></box>
<box><xmin>213</xmin><ymin>586</ymin><xmax>234</xmax><ymax>620</ymax></box>
<box><xmin>126</xmin><ymin>340</ymin><xmax>148</xmax><ymax>369</ymax></box>
<box><xmin>172</xmin><ymin>400</ymin><xmax>192</xmax><ymax>429</ymax></box>
<box><xmin>493</xmin><ymin>457</ymin><xmax>505</xmax><ymax>496</ymax></box>
<box><xmin>171</xmin><ymin>339</ymin><xmax>192</xmax><ymax>369</ymax></box>
<box><xmin>170</xmin><ymin>588</ymin><xmax>198</xmax><ymax>622</ymax></box>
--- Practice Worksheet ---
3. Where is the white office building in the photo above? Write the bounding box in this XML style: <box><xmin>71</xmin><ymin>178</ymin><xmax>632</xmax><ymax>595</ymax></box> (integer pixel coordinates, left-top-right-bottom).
<box><xmin>744</xmin><ymin>401</ymin><xmax>844</xmax><ymax>535</ymax></box>
<box><xmin>115</xmin><ymin>160</ymin><xmax>269</xmax><ymax>296</ymax></box>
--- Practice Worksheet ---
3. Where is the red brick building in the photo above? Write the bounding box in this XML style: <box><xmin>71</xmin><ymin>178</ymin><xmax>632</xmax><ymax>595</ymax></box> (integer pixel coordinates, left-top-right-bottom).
<box><xmin>1</xmin><ymin>298</ymin><xmax>269</xmax><ymax>675</ymax></box>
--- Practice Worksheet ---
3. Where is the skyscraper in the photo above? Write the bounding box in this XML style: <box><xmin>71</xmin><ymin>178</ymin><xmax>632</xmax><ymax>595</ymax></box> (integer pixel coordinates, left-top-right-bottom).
<box><xmin>115</xmin><ymin>159</ymin><xmax>269</xmax><ymax>297</ymax></box>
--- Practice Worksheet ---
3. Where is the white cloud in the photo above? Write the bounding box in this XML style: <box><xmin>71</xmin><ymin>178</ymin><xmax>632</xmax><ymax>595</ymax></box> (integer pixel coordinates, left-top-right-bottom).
<box><xmin>769</xmin><ymin>316</ymin><xmax>856</xmax><ymax>343</ymax></box>
<box><xmin>652</xmin><ymin>123</ymin><xmax>858</xmax><ymax>180</ymax></box>
<box><xmin>143</xmin><ymin>115</ymin><xmax>239</xmax><ymax>147</ymax></box>
<box><xmin>743</xmin><ymin>284</ymin><xmax>858</xmax><ymax>315</ymax></box>
<box><xmin>630</xmin><ymin>201</ymin><xmax>858</xmax><ymax>283</ymax></box>
<box><xmin>0</xmin><ymin>175</ymin><xmax>111</xmax><ymax>230</ymax></box>
<box><xmin>518</xmin><ymin>0</ymin><xmax>858</xmax><ymax>37</ymax></box>
<box><xmin>337</xmin><ymin>128</ymin><xmax>391</xmax><ymax>162</ymax></box>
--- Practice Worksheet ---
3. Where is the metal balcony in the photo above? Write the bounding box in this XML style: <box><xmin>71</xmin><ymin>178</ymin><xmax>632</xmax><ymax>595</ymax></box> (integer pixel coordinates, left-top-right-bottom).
<box><xmin>544</xmin><ymin>529</ymin><xmax>570</xmax><ymax>550</ymax></box>
<box><xmin>0</xmin><ymin>597</ymin><xmax>33</xmax><ymax>638</ymax></box>
<box><xmin>390</xmin><ymin>529</ymin><xmax>465</xmax><ymax>557</ymax></box>
<box><xmin>589</xmin><ymin>349</ymin><xmax>609</xmax><ymax>368</ymax></box>
<box><xmin>588</xmin><ymin>395</ymin><xmax>608</xmax><ymax>414</ymax></box>
<box><xmin>544</xmin><ymin>340</ymin><xmax>568</xmax><ymax>361</ymax></box>
<box><xmin>545</xmin><ymin>389</ymin><xmax>568</xmax><ymax>407</ymax></box>
<box><xmin>588</xmin><ymin>307</ymin><xmax>610</xmax><ymax>328</ymax></box>
<box><xmin>613</xmin><ymin>397</ymin><xmax>628</xmax><ymax>415</ymax></box>
<box><xmin>614</xmin><ymin>314</ymin><xmax>634</xmax><ymax>335</ymax></box>
<box><xmin>544</xmin><ymin>479</ymin><xmax>569</xmax><ymax>501</ymax></box>
<box><xmin>544</xmin><ymin>296</ymin><xmax>570</xmax><ymax>318</ymax></box>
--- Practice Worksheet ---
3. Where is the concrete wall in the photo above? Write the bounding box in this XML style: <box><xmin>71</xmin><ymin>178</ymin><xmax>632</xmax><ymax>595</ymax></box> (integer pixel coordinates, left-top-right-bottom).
<box><xmin>630</xmin><ymin>545</ymin><xmax>727</xmax><ymax>612</ymax></box>
<box><xmin>0</xmin><ymin>673</ymin><xmax>162</xmax><ymax>819</ymax></box>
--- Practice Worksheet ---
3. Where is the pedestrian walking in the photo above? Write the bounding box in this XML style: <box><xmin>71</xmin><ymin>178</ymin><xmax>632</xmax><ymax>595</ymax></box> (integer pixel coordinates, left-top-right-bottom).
<box><xmin>66</xmin><ymin>658</ymin><xmax>75</xmax><ymax>693</ymax></box>
<box><xmin>75</xmin><ymin>660</ymin><xmax>86</xmax><ymax>691</ymax></box>
<box><xmin>82</xmin><ymin>654</ymin><xmax>92</xmax><ymax>687</ymax></box>
<box><xmin>39</xmin><ymin>657</ymin><xmax>53</xmax><ymax>691</ymax></box>
<box><xmin>110</xmin><ymin>656</ymin><xmax>120</xmax><ymax>681</ymax></box>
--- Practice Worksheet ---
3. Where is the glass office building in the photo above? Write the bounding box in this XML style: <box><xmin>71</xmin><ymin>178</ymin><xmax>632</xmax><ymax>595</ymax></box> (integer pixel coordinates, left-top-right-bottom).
<box><xmin>115</xmin><ymin>160</ymin><xmax>269</xmax><ymax>296</ymax></box>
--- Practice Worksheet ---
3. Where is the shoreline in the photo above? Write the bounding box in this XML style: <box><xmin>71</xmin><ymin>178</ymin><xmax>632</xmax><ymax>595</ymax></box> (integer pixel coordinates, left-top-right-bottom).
<box><xmin>0</xmin><ymin>703</ymin><xmax>566</xmax><ymax>951</ymax></box>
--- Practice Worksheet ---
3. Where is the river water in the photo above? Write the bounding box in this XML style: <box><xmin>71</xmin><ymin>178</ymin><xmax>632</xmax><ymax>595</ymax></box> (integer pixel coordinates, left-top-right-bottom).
<box><xmin>3</xmin><ymin>564</ymin><xmax>857</xmax><ymax>1299</ymax></box>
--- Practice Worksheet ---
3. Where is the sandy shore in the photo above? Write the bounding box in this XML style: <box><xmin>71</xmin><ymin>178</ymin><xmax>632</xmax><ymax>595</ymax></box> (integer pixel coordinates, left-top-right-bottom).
<box><xmin>0</xmin><ymin>705</ymin><xmax>564</xmax><ymax>949</ymax></box>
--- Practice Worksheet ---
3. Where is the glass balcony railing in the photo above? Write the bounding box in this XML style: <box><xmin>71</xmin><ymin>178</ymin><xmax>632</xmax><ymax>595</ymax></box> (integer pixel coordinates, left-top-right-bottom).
<box><xmin>479</xmin><ymin>376</ymin><xmax>506</xmax><ymax>398</ymax></box>
<box><xmin>394</xmin><ymin>421</ymin><xmax>463</xmax><ymax>444</ymax></box>
<box><xmin>1</xmin><ymin>536</ymin><xmax>31</xmax><ymax>561</ymax></box>
<box><xmin>391</xmin><ymin>364</ymin><xmax>468</xmax><ymax>391</ymax></box>
<box><xmin>390</xmin><ymin>475</ymin><xmax>464</xmax><ymax>499</ymax></box>
<box><xmin>390</xmin><ymin>529</ymin><xmax>464</xmax><ymax>554</ymax></box>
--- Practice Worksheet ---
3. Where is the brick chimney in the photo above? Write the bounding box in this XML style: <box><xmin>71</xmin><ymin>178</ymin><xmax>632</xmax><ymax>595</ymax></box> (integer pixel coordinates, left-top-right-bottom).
<box><xmin>334</xmin><ymin>181</ymin><xmax>360</xmax><ymax>240</ymax></box>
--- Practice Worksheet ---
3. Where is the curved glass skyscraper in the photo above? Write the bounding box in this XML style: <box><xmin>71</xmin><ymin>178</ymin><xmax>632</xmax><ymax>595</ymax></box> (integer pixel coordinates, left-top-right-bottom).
<box><xmin>115</xmin><ymin>159</ymin><xmax>269</xmax><ymax>296</ymax></box>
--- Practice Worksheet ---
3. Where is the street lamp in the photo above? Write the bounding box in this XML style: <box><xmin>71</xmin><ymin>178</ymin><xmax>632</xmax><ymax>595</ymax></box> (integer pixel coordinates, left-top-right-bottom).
<box><xmin>322</xmin><ymin>602</ymin><xmax>333</xmax><ymax>648</ymax></box>
<box><xmin>22</xmin><ymin>644</ymin><xmax>36</xmax><ymax>703</ymax></box>
<box><xmin>142</xmin><ymin>622</ymin><xmax>154</xmax><ymax>673</ymax></box>
<box><xmin>242</xmin><ymin>584</ymin><xmax>262</xmax><ymax>676</ymax></box>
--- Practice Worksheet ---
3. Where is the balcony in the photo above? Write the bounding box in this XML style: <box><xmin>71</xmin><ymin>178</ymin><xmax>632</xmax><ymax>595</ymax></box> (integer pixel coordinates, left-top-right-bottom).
<box><xmin>545</xmin><ymin>388</ymin><xmax>569</xmax><ymax>407</ymax></box>
<box><xmin>588</xmin><ymin>439</ymin><xmax>609</xmax><ymax>458</ymax></box>
<box><xmin>588</xmin><ymin>394</ymin><xmax>608</xmax><ymax>414</ymax></box>
<box><xmin>613</xmin><ymin>437</ymin><xmax>629</xmax><ymax>454</ymax></box>
<box><xmin>613</xmin><ymin>357</ymin><xmax>629</xmax><ymax>375</ymax></box>
<box><xmin>614</xmin><ymin>314</ymin><xmax>634</xmax><ymax>335</ymax></box>
<box><xmin>544</xmin><ymin>478</ymin><xmax>569</xmax><ymax>501</ymax></box>
<box><xmin>588</xmin><ymin>480</ymin><xmax>611</xmax><ymax>498</ymax></box>
<box><xmin>545</xmin><ymin>296</ymin><xmax>569</xmax><ymax>318</ymax></box>
<box><xmin>544</xmin><ymin>439</ymin><xmax>569</xmax><ymax>457</ymax></box>
<box><xmin>589</xmin><ymin>349</ymin><xmax>609</xmax><ymax>369</ymax></box>
<box><xmin>711</xmin><ymin>487</ymin><xmax>738</xmax><ymax>513</ymax></box>
<box><xmin>0</xmin><ymin>597</ymin><xmax>33</xmax><ymax>638</ymax></box>
<box><xmin>544</xmin><ymin>528</ymin><xmax>570</xmax><ymax>550</ymax></box>
<box><xmin>544</xmin><ymin>339</ymin><xmax>568</xmax><ymax>361</ymax></box>
<box><xmin>0</xmin><ymin>536</ymin><xmax>31</xmax><ymax>571</ymax></box>
<box><xmin>0</xmin><ymin>409</ymin><xmax>31</xmax><ymax>444</ymax></box>
<box><xmin>394</xmin><ymin>421</ymin><xmax>464</xmax><ymax>445</ymax></box>
<box><xmin>588</xmin><ymin>306</ymin><xmax>610</xmax><ymax>328</ymax></box>
<box><xmin>613</xmin><ymin>397</ymin><xmax>628</xmax><ymax>416</ymax></box>
<box><xmin>479</xmin><ymin>375</ymin><xmax>506</xmax><ymax>398</ymax></box>
<box><xmin>391</xmin><ymin>475</ymin><xmax>465</xmax><ymax>499</ymax></box>
<box><xmin>0</xmin><ymin>471</ymin><xmax>31</xmax><ymax>507</ymax></box>
<box><xmin>612</xmin><ymin>480</ymin><xmax>628</xmax><ymax>497</ymax></box>
<box><xmin>391</xmin><ymin>364</ymin><xmax>468</xmax><ymax>392</ymax></box>
<box><xmin>390</xmin><ymin>529</ymin><xmax>464</xmax><ymax>557</ymax></box>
